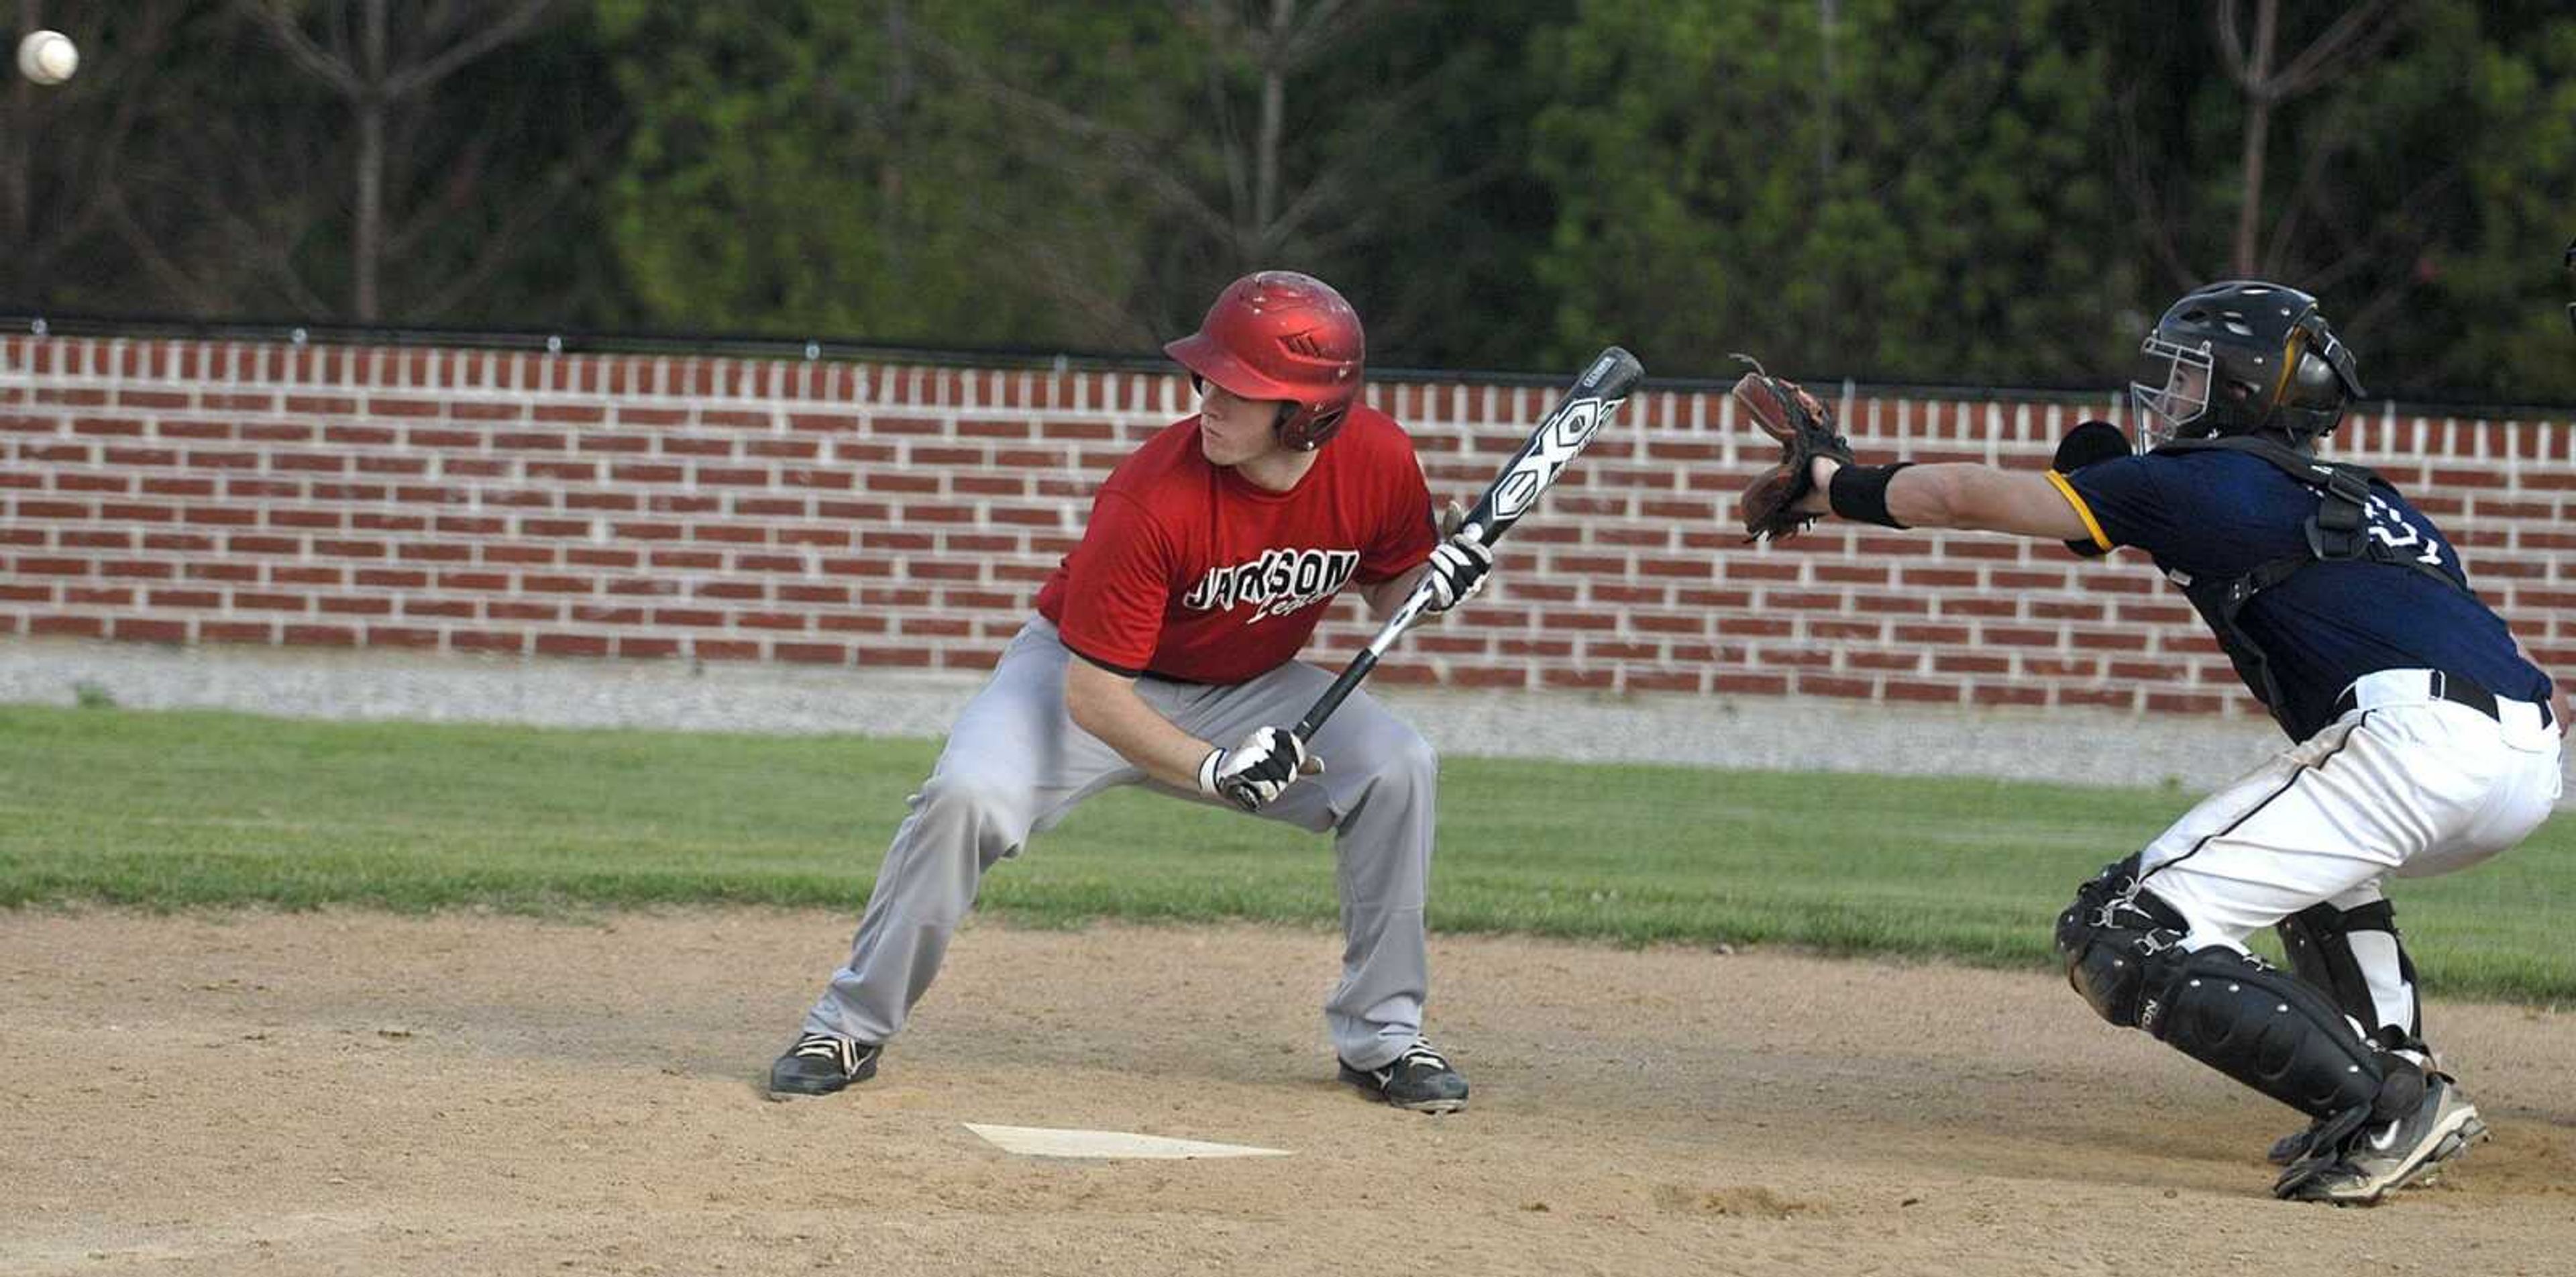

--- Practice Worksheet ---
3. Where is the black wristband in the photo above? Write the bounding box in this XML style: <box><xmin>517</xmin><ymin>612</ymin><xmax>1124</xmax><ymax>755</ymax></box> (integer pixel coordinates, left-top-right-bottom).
<box><xmin>1827</xmin><ymin>462</ymin><xmax>1914</xmax><ymax>529</ymax></box>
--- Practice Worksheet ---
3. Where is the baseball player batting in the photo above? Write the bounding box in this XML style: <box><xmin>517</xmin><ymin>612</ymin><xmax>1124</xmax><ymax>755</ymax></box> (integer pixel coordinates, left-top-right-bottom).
<box><xmin>1737</xmin><ymin>279</ymin><xmax>2567</xmax><ymax>1205</ymax></box>
<box><xmin>769</xmin><ymin>270</ymin><xmax>1501</xmax><ymax>1112</ymax></box>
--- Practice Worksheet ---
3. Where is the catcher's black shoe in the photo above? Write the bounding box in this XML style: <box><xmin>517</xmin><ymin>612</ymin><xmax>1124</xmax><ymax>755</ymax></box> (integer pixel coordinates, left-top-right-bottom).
<box><xmin>766</xmin><ymin>1031</ymin><xmax>881</xmax><ymax>1099</ymax></box>
<box><xmin>1338</xmin><ymin>1039</ymin><xmax>1469</xmax><ymax>1114</ymax></box>
<box><xmin>2274</xmin><ymin>1075</ymin><xmax>2487</xmax><ymax>1205</ymax></box>
<box><xmin>2267</xmin><ymin>1118</ymin><xmax>2326</xmax><ymax>1167</ymax></box>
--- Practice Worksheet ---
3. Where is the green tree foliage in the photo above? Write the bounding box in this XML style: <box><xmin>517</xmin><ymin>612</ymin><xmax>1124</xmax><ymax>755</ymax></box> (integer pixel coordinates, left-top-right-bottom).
<box><xmin>1527</xmin><ymin>0</ymin><xmax>2136</xmax><ymax>384</ymax></box>
<box><xmin>5</xmin><ymin>1</ymin><xmax>2571</xmax><ymax>399</ymax></box>
<box><xmin>594</xmin><ymin>1</ymin><xmax>1568</xmax><ymax>364</ymax></box>
<box><xmin>2424</xmin><ymin>1</ymin><xmax>2576</xmax><ymax>401</ymax></box>
<box><xmin>0</xmin><ymin>3</ymin><xmax>627</xmax><ymax>326</ymax></box>
<box><xmin>596</xmin><ymin>1</ymin><xmax>1176</xmax><ymax>348</ymax></box>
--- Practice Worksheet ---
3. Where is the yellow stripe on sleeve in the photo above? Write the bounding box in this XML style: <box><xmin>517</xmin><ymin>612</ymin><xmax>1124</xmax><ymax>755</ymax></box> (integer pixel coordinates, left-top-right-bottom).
<box><xmin>2044</xmin><ymin>470</ymin><xmax>2113</xmax><ymax>552</ymax></box>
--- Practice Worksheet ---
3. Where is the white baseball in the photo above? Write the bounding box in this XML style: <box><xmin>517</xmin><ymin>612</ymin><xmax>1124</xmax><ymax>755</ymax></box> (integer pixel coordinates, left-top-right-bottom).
<box><xmin>17</xmin><ymin>30</ymin><xmax>78</xmax><ymax>86</ymax></box>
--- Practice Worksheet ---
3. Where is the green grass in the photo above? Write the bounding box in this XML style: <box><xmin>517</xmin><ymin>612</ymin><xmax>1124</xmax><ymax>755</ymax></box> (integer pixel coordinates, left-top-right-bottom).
<box><xmin>4</xmin><ymin>703</ymin><xmax>2573</xmax><ymax>1002</ymax></box>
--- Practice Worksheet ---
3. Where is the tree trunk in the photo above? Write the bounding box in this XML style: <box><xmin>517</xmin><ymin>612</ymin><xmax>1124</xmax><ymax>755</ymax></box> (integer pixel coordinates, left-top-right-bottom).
<box><xmin>354</xmin><ymin>0</ymin><xmax>389</xmax><ymax>321</ymax></box>
<box><xmin>1817</xmin><ymin>0</ymin><xmax>1837</xmax><ymax>187</ymax></box>
<box><xmin>1254</xmin><ymin>0</ymin><xmax>1290</xmax><ymax>259</ymax></box>
<box><xmin>2231</xmin><ymin>0</ymin><xmax>2277</xmax><ymax>277</ymax></box>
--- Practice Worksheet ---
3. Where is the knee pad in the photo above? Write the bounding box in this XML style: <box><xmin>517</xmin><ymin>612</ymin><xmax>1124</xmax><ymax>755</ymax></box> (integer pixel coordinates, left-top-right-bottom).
<box><xmin>2055</xmin><ymin>856</ymin><xmax>2184</xmax><ymax>1025</ymax></box>
<box><xmin>2277</xmin><ymin>899</ymin><xmax>2422</xmax><ymax>1048</ymax></box>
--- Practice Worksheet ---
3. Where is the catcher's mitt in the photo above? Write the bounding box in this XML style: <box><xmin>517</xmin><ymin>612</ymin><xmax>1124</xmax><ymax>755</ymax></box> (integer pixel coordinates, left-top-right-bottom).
<box><xmin>1731</xmin><ymin>355</ymin><xmax>1851</xmax><ymax>542</ymax></box>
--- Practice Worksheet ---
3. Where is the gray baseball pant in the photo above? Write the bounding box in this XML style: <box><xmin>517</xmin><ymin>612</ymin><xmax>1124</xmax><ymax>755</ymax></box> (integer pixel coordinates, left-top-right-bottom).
<box><xmin>802</xmin><ymin>617</ymin><xmax>1439</xmax><ymax>1070</ymax></box>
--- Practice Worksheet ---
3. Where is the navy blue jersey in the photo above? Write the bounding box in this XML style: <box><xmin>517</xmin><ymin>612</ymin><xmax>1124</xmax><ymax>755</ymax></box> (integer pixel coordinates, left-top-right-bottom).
<box><xmin>2058</xmin><ymin>448</ymin><xmax>2551</xmax><ymax>737</ymax></box>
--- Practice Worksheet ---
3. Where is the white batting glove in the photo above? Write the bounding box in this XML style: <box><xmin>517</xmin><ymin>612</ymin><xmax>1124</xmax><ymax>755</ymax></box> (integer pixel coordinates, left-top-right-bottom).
<box><xmin>1421</xmin><ymin>523</ymin><xmax>1493</xmax><ymax>614</ymax></box>
<box><xmin>1197</xmin><ymin>725</ymin><xmax>1321</xmax><ymax>813</ymax></box>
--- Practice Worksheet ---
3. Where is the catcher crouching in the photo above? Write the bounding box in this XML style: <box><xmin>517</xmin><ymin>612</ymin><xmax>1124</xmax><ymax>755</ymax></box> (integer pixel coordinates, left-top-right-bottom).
<box><xmin>1731</xmin><ymin>283</ymin><xmax>2568</xmax><ymax>1205</ymax></box>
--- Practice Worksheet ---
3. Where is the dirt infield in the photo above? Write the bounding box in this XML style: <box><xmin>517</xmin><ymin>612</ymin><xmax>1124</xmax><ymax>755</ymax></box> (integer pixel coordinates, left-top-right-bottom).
<box><xmin>4</xmin><ymin>911</ymin><xmax>2572</xmax><ymax>1276</ymax></box>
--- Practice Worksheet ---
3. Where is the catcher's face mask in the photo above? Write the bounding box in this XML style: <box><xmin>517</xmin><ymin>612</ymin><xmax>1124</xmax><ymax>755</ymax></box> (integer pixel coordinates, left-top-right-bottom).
<box><xmin>2129</xmin><ymin>334</ymin><xmax>2214</xmax><ymax>452</ymax></box>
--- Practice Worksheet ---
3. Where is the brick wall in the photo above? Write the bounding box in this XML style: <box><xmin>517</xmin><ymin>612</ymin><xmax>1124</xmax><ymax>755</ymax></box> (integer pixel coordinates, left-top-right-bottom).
<box><xmin>5</xmin><ymin>335</ymin><xmax>2572</xmax><ymax>723</ymax></box>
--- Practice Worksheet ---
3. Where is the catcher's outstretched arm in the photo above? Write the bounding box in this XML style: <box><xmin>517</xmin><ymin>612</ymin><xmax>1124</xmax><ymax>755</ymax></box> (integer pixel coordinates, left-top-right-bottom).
<box><xmin>1801</xmin><ymin>457</ymin><xmax>2096</xmax><ymax>542</ymax></box>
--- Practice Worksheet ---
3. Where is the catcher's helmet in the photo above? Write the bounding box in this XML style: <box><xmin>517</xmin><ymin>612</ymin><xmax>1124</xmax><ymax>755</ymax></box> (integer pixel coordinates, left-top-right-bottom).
<box><xmin>2130</xmin><ymin>280</ymin><xmax>2365</xmax><ymax>451</ymax></box>
<box><xmin>1165</xmin><ymin>270</ymin><xmax>1364</xmax><ymax>451</ymax></box>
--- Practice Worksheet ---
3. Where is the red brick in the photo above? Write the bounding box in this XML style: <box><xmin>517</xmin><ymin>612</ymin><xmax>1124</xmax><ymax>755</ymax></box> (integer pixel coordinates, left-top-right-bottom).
<box><xmin>2145</xmin><ymin>691</ymin><xmax>2224</xmax><ymax>715</ymax></box>
<box><xmin>1983</xmin><ymin>625</ymin><xmax>2061</xmax><ymax>648</ymax></box>
<box><xmin>111</xmin><ymin>617</ymin><xmax>191</xmax><ymax>644</ymax></box>
<box><xmin>1796</xmin><ymin>673</ymin><xmax>1873</xmax><ymax>699</ymax></box>
<box><xmin>200</xmin><ymin>621</ymin><xmax>278</xmax><ymax>645</ymax></box>
<box><xmin>448</xmin><ymin>630</ymin><xmax>528</xmax><ymax>654</ymax></box>
<box><xmin>57</xmin><ymin>529</ymin><xmax>137</xmax><ymax>550</ymax></box>
<box><xmin>283</xmin><ymin>624</ymin><xmax>359</xmax><ymax>646</ymax></box>
<box><xmin>1542</xmin><ymin>668</ymin><xmax>1616</xmax><ymax>690</ymax></box>
<box><xmin>772</xmin><ymin>642</ymin><xmax>851</xmax><ymax>664</ymax></box>
<box><xmin>1972</xmin><ymin>684</ymin><xmax>2050</xmax><ymax>707</ymax></box>
<box><xmin>13</xmin><ymin>556</ymin><xmax>91</xmax><ymax>576</ymax></box>
<box><xmin>2029</xmin><ymin>601</ymin><xmax>2105</xmax><ymax>621</ymax></box>
<box><xmin>2070</xmin><ymin>630</ymin><xmax>2151</xmax><ymax>652</ymax></box>
<box><xmin>537</xmin><ymin>633</ymin><xmax>613</xmax><ymax>658</ymax></box>
<box><xmin>28</xmin><ymin>615</ymin><xmax>107</xmax><ymax>637</ymax></box>
<box><xmin>1941</xmin><ymin>597</ymin><xmax>2017</xmax><ymax>617</ymax></box>
<box><xmin>865</xmin><ymin>472</ymin><xmax>941</xmax><ymax>494</ymax></box>
<box><xmin>1621</xmin><ymin>670</ymin><xmax>1703</xmax><ymax>693</ymax></box>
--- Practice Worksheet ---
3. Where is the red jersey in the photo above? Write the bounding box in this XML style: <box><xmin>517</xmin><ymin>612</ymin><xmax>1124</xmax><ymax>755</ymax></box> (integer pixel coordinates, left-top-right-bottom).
<box><xmin>1034</xmin><ymin>404</ymin><xmax>1437</xmax><ymax>684</ymax></box>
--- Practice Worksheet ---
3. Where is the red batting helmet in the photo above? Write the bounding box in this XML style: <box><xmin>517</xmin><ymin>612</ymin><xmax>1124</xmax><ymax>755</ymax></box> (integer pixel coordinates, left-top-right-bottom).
<box><xmin>1164</xmin><ymin>270</ymin><xmax>1365</xmax><ymax>451</ymax></box>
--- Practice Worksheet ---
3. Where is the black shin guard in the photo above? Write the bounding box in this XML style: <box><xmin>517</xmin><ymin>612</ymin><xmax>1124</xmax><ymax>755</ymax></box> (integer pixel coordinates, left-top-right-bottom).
<box><xmin>2057</xmin><ymin>861</ymin><xmax>2414</xmax><ymax>1124</ymax></box>
<box><xmin>2277</xmin><ymin>899</ymin><xmax>2422</xmax><ymax>1048</ymax></box>
<box><xmin>2140</xmin><ymin>946</ymin><xmax>2397</xmax><ymax>1120</ymax></box>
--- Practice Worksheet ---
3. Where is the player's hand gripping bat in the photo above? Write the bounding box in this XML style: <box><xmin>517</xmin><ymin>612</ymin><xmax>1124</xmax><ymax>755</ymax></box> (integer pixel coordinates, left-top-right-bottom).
<box><xmin>1289</xmin><ymin>346</ymin><xmax>1646</xmax><ymax>745</ymax></box>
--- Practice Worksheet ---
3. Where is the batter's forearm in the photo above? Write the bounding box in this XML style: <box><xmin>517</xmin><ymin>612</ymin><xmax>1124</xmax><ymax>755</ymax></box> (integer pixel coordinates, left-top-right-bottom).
<box><xmin>1063</xmin><ymin>659</ymin><xmax>1213</xmax><ymax>788</ymax></box>
<box><xmin>1364</xmin><ymin>566</ymin><xmax>1431</xmax><ymax>617</ymax></box>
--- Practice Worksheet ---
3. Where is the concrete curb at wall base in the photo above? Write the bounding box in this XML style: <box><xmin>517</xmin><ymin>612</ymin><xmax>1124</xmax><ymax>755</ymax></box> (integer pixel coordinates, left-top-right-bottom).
<box><xmin>11</xmin><ymin>638</ymin><xmax>2563</xmax><ymax>806</ymax></box>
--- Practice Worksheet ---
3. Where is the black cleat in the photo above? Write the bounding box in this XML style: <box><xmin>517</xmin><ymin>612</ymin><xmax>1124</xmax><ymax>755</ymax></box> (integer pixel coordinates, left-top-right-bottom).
<box><xmin>767</xmin><ymin>1032</ymin><xmax>881</xmax><ymax>1099</ymax></box>
<box><xmin>1338</xmin><ymin>1039</ymin><xmax>1469</xmax><ymax>1114</ymax></box>
<box><xmin>2274</xmin><ymin>1076</ymin><xmax>2487</xmax><ymax>1205</ymax></box>
<box><xmin>2267</xmin><ymin>1119</ymin><xmax>2325</xmax><ymax>1167</ymax></box>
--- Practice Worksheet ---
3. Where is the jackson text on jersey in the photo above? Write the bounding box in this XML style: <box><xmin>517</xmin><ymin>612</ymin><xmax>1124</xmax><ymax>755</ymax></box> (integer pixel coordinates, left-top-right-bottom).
<box><xmin>1182</xmin><ymin>548</ymin><xmax>1361</xmax><ymax>623</ymax></box>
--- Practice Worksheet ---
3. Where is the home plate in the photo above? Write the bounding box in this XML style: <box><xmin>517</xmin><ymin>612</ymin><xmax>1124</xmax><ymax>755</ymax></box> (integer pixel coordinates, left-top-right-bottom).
<box><xmin>963</xmin><ymin>1123</ymin><xmax>1292</xmax><ymax>1160</ymax></box>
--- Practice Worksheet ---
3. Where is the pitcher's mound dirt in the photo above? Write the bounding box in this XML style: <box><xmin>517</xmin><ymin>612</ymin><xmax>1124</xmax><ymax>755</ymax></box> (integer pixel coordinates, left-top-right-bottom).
<box><xmin>4</xmin><ymin>911</ymin><xmax>2571</xmax><ymax>1276</ymax></box>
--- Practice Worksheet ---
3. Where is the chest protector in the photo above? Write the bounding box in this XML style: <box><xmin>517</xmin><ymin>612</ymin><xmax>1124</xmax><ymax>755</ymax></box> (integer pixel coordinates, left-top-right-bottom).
<box><xmin>2151</xmin><ymin>436</ymin><xmax>2472</xmax><ymax>735</ymax></box>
